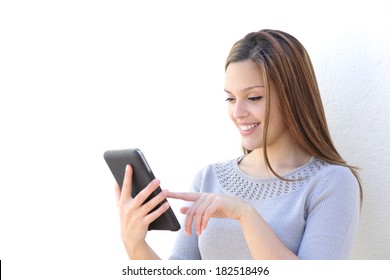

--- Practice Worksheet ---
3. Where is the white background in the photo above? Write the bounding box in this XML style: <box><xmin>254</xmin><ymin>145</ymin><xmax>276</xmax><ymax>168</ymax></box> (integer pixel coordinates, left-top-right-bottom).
<box><xmin>1</xmin><ymin>0</ymin><xmax>390</xmax><ymax>278</ymax></box>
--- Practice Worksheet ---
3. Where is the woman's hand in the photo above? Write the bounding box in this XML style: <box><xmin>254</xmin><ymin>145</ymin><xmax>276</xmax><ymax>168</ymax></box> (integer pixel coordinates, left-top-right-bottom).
<box><xmin>167</xmin><ymin>192</ymin><xmax>251</xmax><ymax>236</ymax></box>
<box><xmin>167</xmin><ymin>191</ymin><xmax>298</xmax><ymax>259</ymax></box>
<box><xmin>115</xmin><ymin>164</ymin><xmax>170</xmax><ymax>254</ymax></box>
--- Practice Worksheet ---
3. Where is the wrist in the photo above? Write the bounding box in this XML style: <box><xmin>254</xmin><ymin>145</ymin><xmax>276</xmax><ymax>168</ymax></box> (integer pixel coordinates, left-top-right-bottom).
<box><xmin>123</xmin><ymin>239</ymin><xmax>160</xmax><ymax>260</ymax></box>
<box><xmin>125</xmin><ymin>240</ymin><xmax>148</xmax><ymax>259</ymax></box>
<box><xmin>238</xmin><ymin>203</ymin><xmax>260</xmax><ymax>224</ymax></box>
<box><xmin>123</xmin><ymin>237</ymin><xmax>148</xmax><ymax>258</ymax></box>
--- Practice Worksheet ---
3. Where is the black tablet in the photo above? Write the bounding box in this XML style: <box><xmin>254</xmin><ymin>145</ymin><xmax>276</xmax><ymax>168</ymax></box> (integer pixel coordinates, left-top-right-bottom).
<box><xmin>103</xmin><ymin>148</ymin><xmax>180</xmax><ymax>231</ymax></box>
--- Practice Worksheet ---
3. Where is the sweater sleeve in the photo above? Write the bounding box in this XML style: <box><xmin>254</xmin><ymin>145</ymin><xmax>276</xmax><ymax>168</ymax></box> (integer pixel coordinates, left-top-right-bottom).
<box><xmin>298</xmin><ymin>166</ymin><xmax>360</xmax><ymax>259</ymax></box>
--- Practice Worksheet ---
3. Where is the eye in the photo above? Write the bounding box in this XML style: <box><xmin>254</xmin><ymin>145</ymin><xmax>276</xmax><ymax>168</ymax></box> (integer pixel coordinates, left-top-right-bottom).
<box><xmin>225</xmin><ymin>97</ymin><xmax>235</xmax><ymax>103</ymax></box>
<box><xmin>248</xmin><ymin>96</ymin><xmax>263</xmax><ymax>102</ymax></box>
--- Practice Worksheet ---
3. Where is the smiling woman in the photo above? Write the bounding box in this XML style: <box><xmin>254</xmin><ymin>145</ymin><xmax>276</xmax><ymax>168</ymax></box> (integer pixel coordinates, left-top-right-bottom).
<box><xmin>224</xmin><ymin>60</ymin><xmax>289</xmax><ymax>161</ymax></box>
<box><xmin>115</xmin><ymin>29</ymin><xmax>362</xmax><ymax>260</ymax></box>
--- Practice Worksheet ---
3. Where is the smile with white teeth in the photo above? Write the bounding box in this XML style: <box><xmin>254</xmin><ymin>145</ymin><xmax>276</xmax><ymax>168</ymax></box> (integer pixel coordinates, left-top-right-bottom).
<box><xmin>240</xmin><ymin>123</ymin><xmax>259</xmax><ymax>131</ymax></box>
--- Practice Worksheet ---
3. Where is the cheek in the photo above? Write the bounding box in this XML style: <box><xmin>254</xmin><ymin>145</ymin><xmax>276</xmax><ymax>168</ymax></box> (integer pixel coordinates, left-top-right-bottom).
<box><xmin>250</xmin><ymin>103</ymin><xmax>266</xmax><ymax>120</ymax></box>
<box><xmin>268</xmin><ymin>108</ymin><xmax>287</xmax><ymax>134</ymax></box>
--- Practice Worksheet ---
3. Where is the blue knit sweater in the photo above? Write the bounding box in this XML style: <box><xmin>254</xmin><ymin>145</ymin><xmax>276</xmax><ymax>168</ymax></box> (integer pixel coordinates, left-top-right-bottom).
<box><xmin>169</xmin><ymin>157</ymin><xmax>360</xmax><ymax>260</ymax></box>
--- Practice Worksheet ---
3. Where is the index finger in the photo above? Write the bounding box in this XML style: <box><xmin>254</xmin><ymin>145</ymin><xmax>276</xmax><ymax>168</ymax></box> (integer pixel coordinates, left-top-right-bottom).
<box><xmin>119</xmin><ymin>164</ymin><xmax>133</xmax><ymax>202</ymax></box>
<box><xmin>167</xmin><ymin>192</ymin><xmax>201</xmax><ymax>202</ymax></box>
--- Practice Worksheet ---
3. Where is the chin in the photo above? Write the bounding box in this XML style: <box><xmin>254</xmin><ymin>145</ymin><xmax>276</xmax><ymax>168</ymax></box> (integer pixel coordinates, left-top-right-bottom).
<box><xmin>241</xmin><ymin>142</ymin><xmax>262</xmax><ymax>152</ymax></box>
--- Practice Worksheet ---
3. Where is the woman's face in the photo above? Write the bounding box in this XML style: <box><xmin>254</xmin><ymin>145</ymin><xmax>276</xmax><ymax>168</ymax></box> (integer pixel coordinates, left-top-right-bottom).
<box><xmin>224</xmin><ymin>60</ymin><xmax>289</xmax><ymax>152</ymax></box>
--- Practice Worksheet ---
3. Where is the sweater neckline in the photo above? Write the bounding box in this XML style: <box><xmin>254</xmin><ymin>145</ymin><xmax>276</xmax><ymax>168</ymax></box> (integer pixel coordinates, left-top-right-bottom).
<box><xmin>214</xmin><ymin>156</ymin><xmax>327</xmax><ymax>201</ymax></box>
<box><xmin>233</xmin><ymin>155</ymin><xmax>316</xmax><ymax>182</ymax></box>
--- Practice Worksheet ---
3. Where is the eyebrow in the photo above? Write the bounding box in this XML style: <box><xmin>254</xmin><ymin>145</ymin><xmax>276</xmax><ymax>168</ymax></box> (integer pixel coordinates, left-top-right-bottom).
<box><xmin>224</xmin><ymin>85</ymin><xmax>265</xmax><ymax>94</ymax></box>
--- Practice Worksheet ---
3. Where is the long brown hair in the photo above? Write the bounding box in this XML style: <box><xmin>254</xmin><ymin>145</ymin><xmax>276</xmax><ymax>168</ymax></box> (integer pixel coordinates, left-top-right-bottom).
<box><xmin>225</xmin><ymin>29</ymin><xmax>362</xmax><ymax>204</ymax></box>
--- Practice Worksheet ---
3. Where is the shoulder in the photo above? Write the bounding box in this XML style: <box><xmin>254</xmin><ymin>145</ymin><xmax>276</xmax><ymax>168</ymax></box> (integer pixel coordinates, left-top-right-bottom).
<box><xmin>189</xmin><ymin>157</ymin><xmax>239</xmax><ymax>192</ymax></box>
<box><xmin>315</xmin><ymin>160</ymin><xmax>359</xmax><ymax>192</ymax></box>
<box><xmin>308</xmin><ymin>159</ymin><xmax>360</xmax><ymax>207</ymax></box>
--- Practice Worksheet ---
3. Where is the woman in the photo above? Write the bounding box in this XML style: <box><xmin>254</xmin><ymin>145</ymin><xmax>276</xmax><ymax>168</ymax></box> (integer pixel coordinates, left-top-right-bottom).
<box><xmin>116</xmin><ymin>29</ymin><xmax>362</xmax><ymax>260</ymax></box>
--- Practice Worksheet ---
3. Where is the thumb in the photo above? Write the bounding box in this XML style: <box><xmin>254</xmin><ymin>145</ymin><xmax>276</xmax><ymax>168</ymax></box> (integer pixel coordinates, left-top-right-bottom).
<box><xmin>180</xmin><ymin>206</ymin><xmax>189</xmax><ymax>214</ymax></box>
<box><xmin>120</xmin><ymin>164</ymin><xmax>133</xmax><ymax>202</ymax></box>
<box><xmin>115</xmin><ymin>184</ymin><xmax>121</xmax><ymax>204</ymax></box>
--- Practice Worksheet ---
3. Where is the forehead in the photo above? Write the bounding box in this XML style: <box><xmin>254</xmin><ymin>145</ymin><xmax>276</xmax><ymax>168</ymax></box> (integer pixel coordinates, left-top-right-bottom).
<box><xmin>224</xmin><ymin>60</ymin><xmax>264</xmax><ymax>92</ymax></box>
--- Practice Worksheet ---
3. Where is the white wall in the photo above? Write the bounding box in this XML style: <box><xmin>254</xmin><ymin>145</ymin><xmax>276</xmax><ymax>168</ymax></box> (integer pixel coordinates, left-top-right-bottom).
<box><xmin>1</xmin><ymin>0</ymin><xmax>389</xmax><ymax>276</ymax></box>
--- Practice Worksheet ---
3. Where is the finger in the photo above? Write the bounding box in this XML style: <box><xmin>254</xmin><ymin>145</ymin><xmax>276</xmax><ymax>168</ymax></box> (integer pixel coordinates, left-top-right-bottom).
<box><xmin>120</xmin><ymin>164</ymin><xmax>133</xmax><ymax>202</ymax></box>
<box><xmin>183</xmin><ymin>198</ymin><xmax>204</xmax><ymax>236</ymax></box>
<box><xmin>201</xmin><ymin>200</ymin><xmax>220</xmax><ymax>231</ymax></box>
<box><xmin>140</xmin><ymin>189</ymin><xmax>169</xmax><ymax>216</ymax></box>
<box><xmin>132</xmin><ymin>179</ymin><xmax>161</xmax><ymax>207</ymax></box>
<box><xmin>167</xmin><ymin>192</ymin><xmax>201</xmax><ymax>202</ymax></box>
<box><xmin>143</xmin><ymin>202</ymin><xmax>170</xmax><ymax>225</ymax></box>
<box><xmin>178</xmin><ymin>206</ymin><xmax>194</xmax><ymax>236</ymax></box>
<box><xmin>115</xmin><ymin>184</ymin><xmax>121</xmax><ymax>204</ymax></box>
<box><xmin>180</xmin><ymin>206</ymin><xmax>189</xmax><ymax>214</ymax></box>
<box><xmin>194</xmin><ymin>200</ymin><xmax>211</xmax><ymax>235</ymax></box>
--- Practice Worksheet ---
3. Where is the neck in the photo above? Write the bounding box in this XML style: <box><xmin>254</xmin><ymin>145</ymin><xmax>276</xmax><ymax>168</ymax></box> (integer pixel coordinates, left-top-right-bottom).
<box><xmin>241</xmin><ymin>139</ymin><xmax>311</xmax><ymax>178</ymax></box>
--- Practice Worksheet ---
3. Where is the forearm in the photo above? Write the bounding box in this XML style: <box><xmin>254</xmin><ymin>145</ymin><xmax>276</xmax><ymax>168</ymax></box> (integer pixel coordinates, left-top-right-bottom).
<box><xmin>124</xmin><ymin>240</ymin><xmax>161</xmax><ymax>260</ymax></box>
<box><xmin>239</xmin><ymin>205</ymin><xmax>299</xmax><ymax>260</ymax></box>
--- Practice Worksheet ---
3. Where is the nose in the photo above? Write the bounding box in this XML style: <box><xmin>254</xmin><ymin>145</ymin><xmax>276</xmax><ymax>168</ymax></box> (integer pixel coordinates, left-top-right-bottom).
<box><xmin>232</xmin><ymin>100</ymin><xmax>249</xmax><ymax>119</ymax></box>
